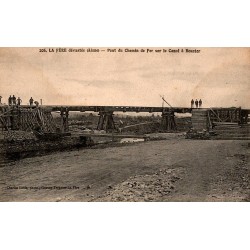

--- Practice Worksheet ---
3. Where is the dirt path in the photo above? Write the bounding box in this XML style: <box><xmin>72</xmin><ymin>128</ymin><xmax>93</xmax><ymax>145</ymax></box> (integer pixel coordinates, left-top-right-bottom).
<box><xmin>0</xmin><ymin>140</ymin><xmax>249</xmax><ymax>201</ymax></box>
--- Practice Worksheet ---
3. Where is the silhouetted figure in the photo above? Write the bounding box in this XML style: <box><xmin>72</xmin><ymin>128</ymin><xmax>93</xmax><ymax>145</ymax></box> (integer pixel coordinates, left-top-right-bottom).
<box><xmin>29</xmin><ymin>97</ymin><xmax>34</xmax><ymax>106</ymax></box>
<box><xmin>195</xmin><ymin>99</ymin><xmax>198</xmax><ymax>108</ymax></box>
<box><xmin>191</xmin><ymin>99</ymin><xmax>194</xmax><ymax>108</ymax></box>
<box><xmin>12</xmin><ymin>95</ymin><xmax>16</xmax><ymax>105</ymax></box>
<box><xmin>17</xmin><ymin>97</ymin><xmax>22</xmax><ymax>105</ymax></box>
<box><xmin>8</xmin><ymin>95</ymin><xmax>12</xmax><ymax>106</ymax></box>
<box><xmin>0</xmin><ymin>96</ymin><xmax>2</xmax><ymax>104</ymax></box>
<box><xmin>199</xmin><ymin>99</ymin><xmax>202</xmax><ymax>108</ymax></box>
<box><xmin>34</xmin><ymin>101</ymin><xmax>39</xmax><ymax>107</ymax></box>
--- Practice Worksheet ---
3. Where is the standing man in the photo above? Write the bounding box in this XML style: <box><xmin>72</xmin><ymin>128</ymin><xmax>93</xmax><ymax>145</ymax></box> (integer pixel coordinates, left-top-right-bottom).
<box><xmin>8</xmin><ymin>95</ymin><xmax>12</xmax><ymax>106</ymax></box>
<box><xmin>12</xmin><ymin>95</ymin><xmax>16</xmax><ymax>105</ymax></box>
<box><xmin>29</xmin><ymin>97</ymin><xmax>34</xmax><ymax>106</ymax></box>
<box><xmin>17</xmin><ymin>97</ymin><xmax>22</xmax><ymax>105</ymax></box>
<box><xmin>0</xmin><ymin>96</ymin><xmax>2</xmax><ymax>104</ymax></box>
<box><xmin>199</xmin><ymin>99</ymin><xmax>202</xmax><ymax>108</ymax></box>
<box><xmin>195</xmin><ymin>99</ymin><xmax>198</xmax><ymax>108</ymax></box>
<box><xmin>191</xmin><ymin>99</ymin><xmax>194</xmax><ymax>108</ymax></box>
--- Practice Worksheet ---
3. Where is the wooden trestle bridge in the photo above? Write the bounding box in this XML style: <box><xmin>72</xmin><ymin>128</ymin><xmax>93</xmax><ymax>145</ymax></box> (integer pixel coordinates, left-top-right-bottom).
<box><xmin>0</xmin><ymin>104</ymin><xmax>249</xmax><ymax>133</ymax></box>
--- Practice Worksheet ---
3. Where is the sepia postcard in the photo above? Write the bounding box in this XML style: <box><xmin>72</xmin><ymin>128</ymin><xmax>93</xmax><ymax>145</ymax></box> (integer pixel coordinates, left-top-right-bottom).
<box><xmin>0</xmin><ymin>47</ymin><xmax>249</xmax><ymax>202</ymax></box>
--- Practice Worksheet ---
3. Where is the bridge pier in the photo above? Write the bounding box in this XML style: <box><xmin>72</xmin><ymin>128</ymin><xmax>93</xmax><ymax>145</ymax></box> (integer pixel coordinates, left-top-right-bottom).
<box><xmin>97</xmin><ymin>111</ymin><xmax>116</xmax><ymax>132</ymax></box>
<box><xmin>10</xmin><ymin>107</ymin><xmax>20</xmax><ymax>130</ymax></box>
<box><xmin>240</xmin><ymin>109</ymin><xmax>249</xmax><ymax>124</ymax></box>
<box><xmin>161</xmin><ymin>110</ymin><xmax>177</xmax><ymax>131</ymax></box>
<box><xmin>60</xmin><ymin>108</ymin><xmax>69</xmax><ymax>132</ymax></box>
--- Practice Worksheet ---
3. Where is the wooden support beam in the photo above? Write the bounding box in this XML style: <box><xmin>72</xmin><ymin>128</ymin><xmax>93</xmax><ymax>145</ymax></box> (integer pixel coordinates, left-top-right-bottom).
<box><xmin>161</xmin><ymin>110</ymin><xmax>177</xmax><ymax>131</ymax></box>
<box><xmin>60</xmin><ymin>108</ymin><xmax>69</xmax><ymax>132</ymax></box>
<box><xmin>97</xmin><ymin>111</ymin><xmax>116</xmax><ymax>132</ymax></box>
<box><xmin>209</xmin><ymin>108</ymin><xmax>223</xmax><ymax>122</ymax></box>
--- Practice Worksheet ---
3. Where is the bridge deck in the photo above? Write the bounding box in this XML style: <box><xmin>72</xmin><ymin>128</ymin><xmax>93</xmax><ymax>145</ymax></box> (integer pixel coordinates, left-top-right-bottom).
<box><xmin>4</xmin><ymin>105</ymin><xmax>192</xmax><ymax>113</ymax></box>
<box><xmin>47</xmin><ymin>105</ymin><xmax>192</xmax><ymax>113</ymax></box>
<box><xmin>0</xmin><ymin>105</ymin><xmax>249</xmax><ymax>113</ymax></box>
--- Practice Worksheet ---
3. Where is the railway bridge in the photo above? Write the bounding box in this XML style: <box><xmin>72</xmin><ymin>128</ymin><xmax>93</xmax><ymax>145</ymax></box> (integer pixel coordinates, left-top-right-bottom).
<box><xmin>45</xmin><ymin>105</ymin><xmax>192</xmax><ymax>132</ymax></box>
<box><xmin>0</xmin><ymin>104</ymin><xmax>249</xmax><ymax>133</ymax></box>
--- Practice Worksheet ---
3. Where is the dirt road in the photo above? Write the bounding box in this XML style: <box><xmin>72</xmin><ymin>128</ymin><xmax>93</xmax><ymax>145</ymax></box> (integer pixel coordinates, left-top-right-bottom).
<box><xmin>0</xmin><ymin>139</ymin><xmax>249</xmax><ymax>201</ymax></box>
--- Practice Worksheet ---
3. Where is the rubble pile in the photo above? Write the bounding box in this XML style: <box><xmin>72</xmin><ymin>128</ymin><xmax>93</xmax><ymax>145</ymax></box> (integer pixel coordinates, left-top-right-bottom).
<box><xmin>147</xmin><ymin>132</ymin><xmax>185</xmax><ymax>140</ymax></box>
<box><xmin>97</xmin><ymin>167</ymin><xmax>184</xmax><ymax>202</ymax></box>
<box><xmin>3</xmin><ymin>130</ymin><xmax>36</xmax><ymax>142</ymax></box>
<box><xmin>185</xmin><ymin>129</ymin><xmax>211</xmax><ymax>139</ymax></box>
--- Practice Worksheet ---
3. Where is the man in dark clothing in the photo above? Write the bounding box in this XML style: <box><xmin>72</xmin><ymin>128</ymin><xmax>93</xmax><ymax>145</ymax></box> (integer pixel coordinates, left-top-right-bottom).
<box><xmin>191</xmin><ymin>99</ymin><xmax>194</xmax><ymax>108</ymax></box>
<box><xmin>17</xmin><ymin>97</ymin><xmax>22</xmax><ymax>105</ymax></box>
<box><xmin>0</xmin><ymin>96</ymin><xmax>2</xmax><ymax>104</ymax></box>
<box><xmin>199</xmin><ymin>99</ymin><xmax>202</xmax><ymax>108</ymax></box>
<box><xmin>195</xmin><ymin>99</ymin><xmax>198</xmax><ymax>108</ymax></box>
<box><xmin>29</xmin><ymin>97</ymin><xmax>34</xmax><ymax>106</ymax></box>
<box><xmin>12</xmin><ymin>95</ymin><xmax>16</xmax><ymax>105</ymax></box>
<box><xmin>8</xmin><ymin>95</ymin><xmax>12</xmax><ymax>106</ymax></box>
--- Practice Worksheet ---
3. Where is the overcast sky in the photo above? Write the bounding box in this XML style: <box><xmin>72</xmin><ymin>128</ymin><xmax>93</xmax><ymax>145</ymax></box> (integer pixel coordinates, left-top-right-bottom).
<box><xmin>0</xmin><ymin>48</ymin><xmax>249</xmax><ymax>108</ymax></box>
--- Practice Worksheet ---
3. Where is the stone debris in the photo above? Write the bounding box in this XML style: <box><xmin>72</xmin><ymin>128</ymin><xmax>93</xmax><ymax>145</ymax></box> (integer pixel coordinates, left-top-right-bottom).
<box><xmin>185</xmin><ymin>129</ymin><xmax>211</xmax><ymax>140</ymax></box>
<box><xmin>96</xmin><ymin>167</ymin><xmax>184</xmax><ymax>202</ymax></box>
<box><xmin>209</xmin><ymin>153</ymin><xmax>250</xmax><ymax>201</ymax></box>
<box><xmin>3</xmin><ymin>130</ymin><xmax>36</xmax><ymax>142</ymax></box>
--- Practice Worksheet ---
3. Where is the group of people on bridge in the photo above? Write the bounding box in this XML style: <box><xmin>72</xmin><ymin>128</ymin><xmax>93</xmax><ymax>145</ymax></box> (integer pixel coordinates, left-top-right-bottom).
<box><xmin>7</xmin><ymin>95</ymin><xmax>22</xmax><ymax>106</ymax></box>
<box><xmin>0</xmin><ymin>95</ymin><xmax>39</xmax><ymax>107</ymax></box>
<box><xmin>191</xmin><ymin>99</ymin><xmax>202</xmax><ymax>108</ymax></box>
